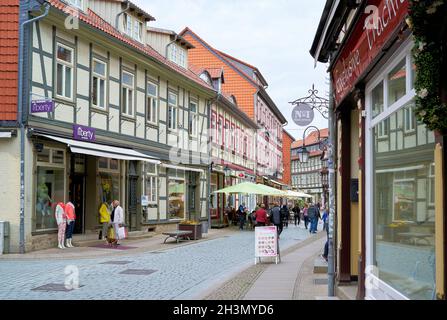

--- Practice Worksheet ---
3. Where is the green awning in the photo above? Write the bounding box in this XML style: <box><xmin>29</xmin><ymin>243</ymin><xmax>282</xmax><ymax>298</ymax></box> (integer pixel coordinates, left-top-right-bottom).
<box><xmin>214</xmin><ymin>182</ymin><xmax>285</xmax><ymax>196</ymax></box>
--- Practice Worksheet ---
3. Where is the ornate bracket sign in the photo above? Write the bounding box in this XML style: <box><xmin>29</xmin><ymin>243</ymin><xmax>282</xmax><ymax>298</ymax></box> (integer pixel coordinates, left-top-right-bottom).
<box><xmin>30</xmin><ymin>100</ymin><xmax>54</xmax><ymax>113</ymax></box>
<box><xmin>73</xmin><ymin>124</ymin><xmax>96</xmax><ymax>142</ymax></box>
<box><xmin>292</xmin><ymin>103</ymin><xmax>315</xmax><ymax>127</ymax></box>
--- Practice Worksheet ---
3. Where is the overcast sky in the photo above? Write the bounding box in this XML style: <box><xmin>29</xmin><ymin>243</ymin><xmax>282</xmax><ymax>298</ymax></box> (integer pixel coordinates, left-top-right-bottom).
<box><xmin>133</xmin><ymin>0</ymin><xmax>329</xmax><ymax>141</ymax></box>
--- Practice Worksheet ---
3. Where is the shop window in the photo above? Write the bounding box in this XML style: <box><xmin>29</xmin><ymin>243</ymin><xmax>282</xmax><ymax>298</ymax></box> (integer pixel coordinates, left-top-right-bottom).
<box><xmin>144</xmin><ymin>163</ymin><xmax>158</xmax><ymax>204</ymax></box>
<box><xmin>388</xmin><ymin>59</ymin><xmax>407</xmax><ymax>106</ymax></box>
<box><xmin>92</xmin><ymin>59</ymin><xmax>107</xmax><ymax>110</ymax></box>
<box><xmin>56</xmin><ymin>43</ymin><xmax>74</xmax><ymax>100</ymax></box>
<box><xmin>98</xmin><ymin>157</ymin><xmax>120</xmax><ymax>172</ymax></box>
<box><xmin>99</xmin><ymin>172</ymin><xmax>120</xmax><ymax>205</ymax></box>
<box><xmin>371</xmin><ymin>81</ymin><xmax>384</xmax><ymax>118</ymax></box>
<box><xmin>168</xmin><ymin>172</ymin><xmax>185</xmax><ymax>220</ymax></box>
<box><xmin>377</xmin><ymin>118</ymin><xmax>389</xmax><ymax>138</ymax></box>
<box><xmin>373</xmin><ymin>137</ymin><xmax>436</xmax><ymax>299</ymax></box>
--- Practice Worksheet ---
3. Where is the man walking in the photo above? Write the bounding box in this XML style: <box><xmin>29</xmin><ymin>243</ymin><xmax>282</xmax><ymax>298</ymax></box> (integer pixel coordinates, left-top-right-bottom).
<box><xmin>292</xmin><ymin>203</ymin><xmax>301</xmax><ymax>226</ymax></box>
<box><xmin>270</xmin><ymin>202</ymin><xmax>283</xmax><ymax>238</ymax></box>
<box><xmin>307</xmin><ymin>202</ymin><xmax>319</xmax><ymax>234</ymax></box>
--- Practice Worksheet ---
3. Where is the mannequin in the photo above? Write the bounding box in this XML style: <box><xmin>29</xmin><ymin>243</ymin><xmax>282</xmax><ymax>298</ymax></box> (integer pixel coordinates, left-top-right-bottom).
<box><xmin>65</xmin><ymin>201</ymin><xmax>76</xmax><ymax>248</ymax></box>
<box><xmin>55</xmin><ymin>202</ymin><xmax>66</xmax><ymax>249</ymax></box>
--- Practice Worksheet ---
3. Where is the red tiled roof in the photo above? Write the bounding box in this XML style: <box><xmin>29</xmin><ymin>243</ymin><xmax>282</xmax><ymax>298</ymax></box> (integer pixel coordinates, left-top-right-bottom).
<box><xmin>47</xmin><ymin>1</ymin><xmax>214</xmax><ymax>92</ymax></box>
<box><xmin>0</xmin><ymin>0</ymin><xmax>19</xmax><ymax>121</ymax></box>
<box><xmin>291</xmin><ymin>128</ymin><xmax>329</xmax><ymax>149</ymax></box>
<box><xmin>207</xmin><ymin>68</ymin><xmax>224</xmax><ymax>79</ymax></box>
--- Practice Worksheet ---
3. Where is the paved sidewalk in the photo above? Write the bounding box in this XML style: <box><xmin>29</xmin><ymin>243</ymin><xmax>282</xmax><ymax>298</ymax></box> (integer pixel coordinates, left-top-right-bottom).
<box><xmin>0</xmin><ymin>228</ymin><xmax>238</xmax><ymax>261</ymax></box>
<box><xmin>202</xmin><ymin>231</ymin><xmax>332</xmax><ymax>300</ymax></box>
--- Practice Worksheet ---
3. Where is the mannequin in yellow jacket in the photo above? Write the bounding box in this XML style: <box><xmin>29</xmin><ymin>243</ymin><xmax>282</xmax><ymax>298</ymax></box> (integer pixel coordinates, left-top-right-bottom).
<box><xmin>99</xmin><ymin>202</ymin><xmax>111</xmax><ymax>241</ymax></box>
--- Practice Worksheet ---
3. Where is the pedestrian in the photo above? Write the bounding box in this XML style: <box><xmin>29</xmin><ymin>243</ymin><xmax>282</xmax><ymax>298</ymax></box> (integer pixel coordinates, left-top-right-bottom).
<box><xmin>238</xmin><ymin>205</ymin><xmax>246</xmax><ymax>230</ymax></box>
<box><xmin>280</xmin><ymin>204</ymin><xmax>290</xmax><ymax>228</ymax></box>
<box><xmin>322</xmin><ymin>207</ymin><xmax>329</xmax><ymax>262</ymax></box>
<box><xmin>307</xmin><ymin>201</ymin><xmax>319</xmax><ymax>234</ymax></box>
<box><xmin>55</xmin><ymin>202</ymin><xmax>66</xmax><ymax>249</ymax></box>
<box><xmin>269</xmin><ymin>202</ymin><xmax>283</xmax><ymax>238</ymax></box>
<box><xmin>254</xmin><ymin>204</ymin><xmax>268</xmax><ymax>227</ymax></box>
<box><xmin>64</xmin><ymin>200</ymin><xmax>76</xmax><ymax>248</ymax></box>
<box><xmin>292</xmin><ymin>203</ymin><xmax>301</xmax><ymax>226</ymax></box>
<box><xmin>111</xmin><ymin>200</ymin><xmax>124</xmax><ymax>244</ymax></box>
<box><xmin>99</xmin><ymin>201</ymin><xmax>111</xmax><ymax>241</ymax></box>
<box><xmin>322</xmin><ymin>206</ymin><xmax>328</xmax><ymax>231</ymax></box>
<box><xmin>303</xmin><ymin>203</ymin><xmax>309</xmax><ymax>229</ymax></box>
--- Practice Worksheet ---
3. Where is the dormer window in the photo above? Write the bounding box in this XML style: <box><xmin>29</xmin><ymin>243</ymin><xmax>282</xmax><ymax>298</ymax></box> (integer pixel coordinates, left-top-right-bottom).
<box><xmin>168</xmin><ymin>44</ymin><xmax>187</xmax><ymax>68</ymax></box>
<box><xmin>134</xmin><ymin>21</ymin><xmax>143</xmax><ymax>42</ymax></box>
<box><xmin>199</xmin><ymin>72</ymin><xmax>212</xmax><ymax>86</ymax></box>
<box><xmin>124</xmin><ymin>13</ymin><xmax>132</xmax><ymax>35</ymax></box>
<box><xmin>67</xmin><ymin>0</ymin><xmax>83</xmax><ymax>10</ymax></box>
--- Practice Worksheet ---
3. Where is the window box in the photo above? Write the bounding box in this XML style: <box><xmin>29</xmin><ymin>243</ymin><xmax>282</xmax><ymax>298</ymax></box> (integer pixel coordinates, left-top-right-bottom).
<box><xmin>178</xmin><ymin>222</ymin><xmax>202</xmax><ymax>240</ymax></box>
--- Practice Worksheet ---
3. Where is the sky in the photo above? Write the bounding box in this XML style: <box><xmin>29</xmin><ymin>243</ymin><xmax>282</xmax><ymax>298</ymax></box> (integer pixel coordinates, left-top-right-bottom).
<box><xmin>133</xmin><ymin>0</ymin><xmax>330</xmax><ymax>141</ymax></box>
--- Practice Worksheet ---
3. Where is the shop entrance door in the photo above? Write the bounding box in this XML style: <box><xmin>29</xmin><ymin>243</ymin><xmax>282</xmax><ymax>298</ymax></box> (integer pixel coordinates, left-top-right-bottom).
<box><xmin>128</xmin><ymin>161</ymin><xmax>139</xmax><ymax>232</ymax></box>
<box><xmin>70</xmin><ymin>175</ymin><xmax>85</xmax><ymax>234</ymax></box>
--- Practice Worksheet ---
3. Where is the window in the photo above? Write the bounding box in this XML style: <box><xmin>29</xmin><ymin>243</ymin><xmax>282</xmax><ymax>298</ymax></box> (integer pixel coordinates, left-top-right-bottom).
<box><xmin>189</xmin><ymin>101</ymin><xmax>198</xmax><ymax>136</ymax></box>
<box><xmin>147</xmin><ymin>81</ymin><xmax>158</xmax><ymax>124</ymax></box>
<box><xmin>368</xmin><ymin>43</ymin><xmax>436</xmax><ymax>300</ymax></box>
<box><xmin>371</xmin><ymin>81</ymin><xmax>384</xmax><ymax>118</ymax></box>
<box><xmin>404</xmin><ymin>105</ymin><xmax>415</xmax><ymax>132</ymax></box>
<box><xmin>170</xmin><ymin>45</ymin><xmax>177</xmax><ymax>63</ymax></box>
<box><xmin>122</xmin><ymin>71</ymin><xmax>134</xmax><ymax>117</ymax></box>
<box><xmin>168</xmin><ymin>169</ymin><xmax>185</xmax><ymax>220</ymax></box>
<box><xmin>67</xmin><ymin>0</ymin><xmax>83</xmax><ymax>9</ymax></box>
<box><xmin>224</xmin><ymin>120</ymin><xmax>230</xmax><ymax>147</ymax></box>
<box><xmin>145</xmin><ymin>163</ymin><xmax>158</xmax><ymax>204</ymax></box>
<box><xmin>179</xmin><ymin>50</ymin><xmax>186</xmax><ymax>68</ymax></box>
<box><xmin>231</xmin><ymin>123</ymin><xmax>235</xmax><ymax>151</ymax></box>
<box><xmin>211</xmin><ymin>111</ymin><xmax>217</xmax><ymax>143</ymax></box>
<box><xmin>388</xmin><ymin>58</ymin><xmax>407</xmax><ymax>106</ymax></box>
<box><xmin>123</xmin><ymin>13</ymin><xmax>132</xmax><ymax>35</ymax></box>
<box><xmin>92</xmin><ymin>59</ymin><xmax>107</xmax><ymax>109</ymax></box>
<box><xmin>134</xmin><ymin>21</ymin><xmax>143</xmax><ymax>42</ymax></box>
<box><xmin>56</xmin><ymin>43</ymin><xmax>74</xmax><ymax>100</ymax></box>
<box><xmin>168</xmin><ymin>92</ymin><xmax>178</xmax><ymax>130</ymax></box>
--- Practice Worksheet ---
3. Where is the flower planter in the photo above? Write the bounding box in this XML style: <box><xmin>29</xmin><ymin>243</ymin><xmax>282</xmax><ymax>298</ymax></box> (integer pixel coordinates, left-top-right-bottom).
<box><xmin>178</xmin><ymin>223</ymin><xmax>202</xmax><ymax>240</ymax></box>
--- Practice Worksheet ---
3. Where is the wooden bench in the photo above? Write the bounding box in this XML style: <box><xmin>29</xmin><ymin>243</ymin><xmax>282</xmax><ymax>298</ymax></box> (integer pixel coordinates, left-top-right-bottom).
<box><xmin>162</xmin><ymin>230</ymin><xmax>193</xmax><ymax>244</ymax></box>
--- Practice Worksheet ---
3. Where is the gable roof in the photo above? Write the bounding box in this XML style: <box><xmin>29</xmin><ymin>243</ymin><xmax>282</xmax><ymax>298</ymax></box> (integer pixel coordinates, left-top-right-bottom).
<box><xmin>216</xmin><ymin>49</ymin><xmax>268</xmax><ymax>87</ymax></box>
<box><xmin>46</xmin><ymin>1</ymin><xmax>214</xmax><ymax>93</ymax></box>
<box><xmin>147</xmin><ymin>26</ymin><xmax>195</xmax><ymax>49</ymax></box>
<box><xmin>291</xmin><ymin>128</ymin><xmax>329</xmax><ymax>149</ymax></box>
<box><xmin>179</xmin><ymin>27</ymin><xmax>286</xmax><ymax>124</ymax></box>
<box><xmin>0</xmin><ymin>0</ymin><xmax>19</xmax><ymax>121</ymax></box>
<box><xmin>106</xmin><ymin>0</ymin><xmax>155</xmax><ymax>22</ymax></box>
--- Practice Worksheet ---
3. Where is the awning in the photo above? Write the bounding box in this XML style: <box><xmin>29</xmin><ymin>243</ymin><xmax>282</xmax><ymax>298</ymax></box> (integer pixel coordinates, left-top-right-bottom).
<box><xmin>161</xmin><ymin>163</ymin><xmax>205</xmax><ymax>174</ymax></box>
<box><xmin>0</xmin><ymin>132</ymin><xmax>12</xmax><ymax>139</ymax></box>
<box><xmin>40</xmin><ymin>134</ymin><xmax>161</xmax><ymax>164</ymax></box>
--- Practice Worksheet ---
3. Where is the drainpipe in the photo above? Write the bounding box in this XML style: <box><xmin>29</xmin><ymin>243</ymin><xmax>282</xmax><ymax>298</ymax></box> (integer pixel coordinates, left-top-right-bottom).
<box><xmin>18</xmin><ymin>2</ymin><xmax>50</xmax><ymax>254</ymax></box>
<box><xmin>165</xmin><ymin>34</ymin><xmax>179</xmax><ymax>59</ymax></box>
<box><xmin>115</xmin><ymin>1</ymin><xmax>130</xmax><ymax>31</ymax></box>
<box><xmin>327</xmin><ymin>72</ymin><xmax>336</xmax><ymax>296</ymax></box>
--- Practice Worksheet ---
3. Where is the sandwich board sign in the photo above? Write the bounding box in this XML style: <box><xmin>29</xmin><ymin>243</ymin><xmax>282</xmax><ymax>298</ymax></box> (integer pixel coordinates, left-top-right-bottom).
<box><xmin>255</xmin><ymin>226</ymin><xmax>280</xmax><ymax>264</ymax></box>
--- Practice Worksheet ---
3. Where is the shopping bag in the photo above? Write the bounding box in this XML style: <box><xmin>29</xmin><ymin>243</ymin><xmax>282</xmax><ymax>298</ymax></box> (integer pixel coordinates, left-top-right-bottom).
<box><xmin>107</xmin><ymin>226</ymin><xmax>116</xmax><ymax>240</ymax></box>
<box><xmin>118</xmin><ymin>226</ymin><xmax>127</xmax><ymax>240</ymax></box>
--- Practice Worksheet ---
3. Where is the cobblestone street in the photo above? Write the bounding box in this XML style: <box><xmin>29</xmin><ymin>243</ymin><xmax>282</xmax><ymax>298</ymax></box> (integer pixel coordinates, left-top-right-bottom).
<box><xmin>0</xmin><ymin>225</ymin><xmax>314</xmax><ymax>300</ymax></box>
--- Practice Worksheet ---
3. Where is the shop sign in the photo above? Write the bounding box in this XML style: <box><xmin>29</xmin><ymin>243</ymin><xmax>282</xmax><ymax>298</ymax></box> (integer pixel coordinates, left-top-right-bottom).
<box><xmin>73</xmin><ymin>124</ymin><xmax>96</xmax><ymax>142</ymax></box>
<box><xmin>332</xmin><ymin>0</ymin><xmax>409</xmax><ymax>106</ymax></box>
<box><xmin>30</xmin><ymin>100</ymin><xmax>54</xmax><ymax>113</ymax></box>
<box><xmin>292</xmin><ymin>103</ymin><xmax>314</xmax><ymax>127</ymax></box>
<box><xmin>255</xmin><ymin>226</ymin><xmax>278</xmax><ymax>258</ymax></box>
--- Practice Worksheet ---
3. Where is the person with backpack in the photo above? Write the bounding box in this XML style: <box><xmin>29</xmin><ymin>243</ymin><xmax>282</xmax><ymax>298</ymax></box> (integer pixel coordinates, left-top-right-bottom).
<box><xmin>269</xmin><ymin>202</ymin><xmax>283</xmax><ymax>238</ymax></box>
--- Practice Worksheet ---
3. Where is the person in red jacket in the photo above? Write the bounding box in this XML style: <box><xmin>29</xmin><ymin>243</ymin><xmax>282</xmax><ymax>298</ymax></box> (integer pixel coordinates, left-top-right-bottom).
<box><xmin>254</xmin><ymin>204</ymin><xmax>268</xmax><ymax>227</ymax></box>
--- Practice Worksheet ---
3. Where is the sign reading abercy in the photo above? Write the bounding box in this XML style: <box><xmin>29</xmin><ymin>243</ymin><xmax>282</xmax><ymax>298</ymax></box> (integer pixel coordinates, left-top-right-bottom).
<box><xmin>292</xmin><ymin>103</ymin><xmax>314</xmax><ymax>127</ymax></box>
<box><xmin>73</xmin><ymin>124</ymin><xmax>96</xmax><ymax>142</ymax></box>
<box><xmin>31</xmin><ymin>100</ymin><xmax>54</xmax><ymax>113</ymax></box>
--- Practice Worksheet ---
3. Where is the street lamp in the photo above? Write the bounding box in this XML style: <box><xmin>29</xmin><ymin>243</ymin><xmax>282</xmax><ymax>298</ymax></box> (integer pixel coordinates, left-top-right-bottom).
<box><xmin>297</xmin><ymin>146</ymin><xmax>310</xmax><ymax>164</ymax></box>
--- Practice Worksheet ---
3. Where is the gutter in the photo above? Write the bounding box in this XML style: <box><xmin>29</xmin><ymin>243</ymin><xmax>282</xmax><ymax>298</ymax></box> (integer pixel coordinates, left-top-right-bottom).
<box><xmin>18</xmin><ymin>1</ymin><xmax>50</xmax><ymax>254</ymax></box>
